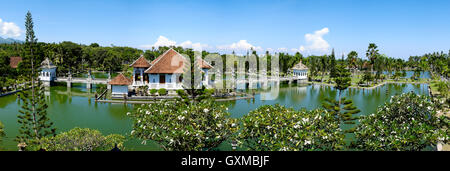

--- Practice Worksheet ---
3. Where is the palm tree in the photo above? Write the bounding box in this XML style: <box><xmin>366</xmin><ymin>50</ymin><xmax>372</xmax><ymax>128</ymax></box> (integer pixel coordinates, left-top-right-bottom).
<box><xmin>347</xmin><ymin>51</ymin><xmax>358</xmax><ymax>74</ymax></box>
<box><xmin>366</xmin><ymin>43</ymin><xmax>379</xmax><ymax>73</ymax></box>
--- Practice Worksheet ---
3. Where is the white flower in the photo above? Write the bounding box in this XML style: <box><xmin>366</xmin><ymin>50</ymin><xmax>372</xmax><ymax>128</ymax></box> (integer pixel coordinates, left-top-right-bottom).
<box><xmin>302</xmin><ymin>118</ymin><xmax>309</xmax><ymax>123</ymax></box>
<box><xmin>203</xmin><ymin>108</ymin><xmax>209</xmax><ymax>113</ymax></box>
<box><xmin>131</xmin><ymin>130</ymin><xmax>135</xmax><ymax>135</ymax></box>
<box><xmin>280</xmin><ymin>147</ymin><xmax>288</xmax><ymax>151</ymax></box>
<box><xmin>304</xmin><ymin>140</ymin><xmax>311</xmax><ymax>145</ymax></box>
<box><xmin>126</xmin><ymin>112</ymin><xmax>131</xmax><ymax>116</ymax></box>
<box><xmin>146</xmin><ymin>111</ymin><xmax>150</xmax><ymax>115</ymax></box>
<box><xmin>231</xmin><ymin>123</ymin><xmax>236</xmax><ymax>127</ymax></box>
<box><xmin>427</xmin><ymin>106</ymin><xmax>432</xmax><ymax>110</ymax></box>
<box><xmin>177</xmin><ymin>116</ymin><xmax>185</xmax><ymax>120</ymax></box>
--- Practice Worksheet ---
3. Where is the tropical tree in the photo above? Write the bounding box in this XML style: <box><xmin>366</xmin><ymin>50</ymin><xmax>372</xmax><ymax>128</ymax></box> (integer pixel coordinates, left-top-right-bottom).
<box><xmin>361</xmin><ymin>71</ymin><xmax>374</xmax><ymax>86</ymax></box>
<box><xmin>182</xmin><ymin>51</ymin><xmax>205</xmax><ymax>102</ymax></box>
<box><xmin>353</xmin><ymin>93</ymin><xmax>449</xmax><ymax>151</ymax></box>
<box><xmin>128</xmin><ymin>99</ymin><xmax>239</xmax><ymax>151</ymax></box>
<box><xmin>333</xmin><ymin>62</ymin><xmax>352</xmax><ymax>102</ymax></box>
<box><xmin>373</xmin><ymin>54</ymin><xmax>386</xmax><ymax>83</ymax></box>
<box><xmin>319</xmin><ymin>55</ymin><xmax>329</xmax><ymax>82</ymax></box>
<box><xmin>30</xmin><ymin>127</ymin><xmax>125</xmax><ymax>151</ymax></box>
<box><xmin>329</xmin><ymin>49</ymin><xmax>337</xmax><ymax>83</ymax></box>
<box><xmin>437</xmin><ymin>81</ymin><xmax>449</xmax><ymax>100</ymax></box>
<box><xmin>16</xmin><ymin>11</ymin><xmax>56</xmax><ymax>145</ymax></box>
<box><xmin>366</xmin><ymin>43</ymin><xmax>379</xmax><ymax>73</ymax></box>
<box><xmin>347</xmin><ymin>51</ymin><xmax>358</xmax><ymax>74</ymax></box>
<box><xmin>239</xmin><ymin>104</ymin><xmax>345</xmax><ymax>151</ymax></box>
<box><xmin>323</xmin><ymin>61</ymin><xmax>360</xmax><ymax>135</ymax></box>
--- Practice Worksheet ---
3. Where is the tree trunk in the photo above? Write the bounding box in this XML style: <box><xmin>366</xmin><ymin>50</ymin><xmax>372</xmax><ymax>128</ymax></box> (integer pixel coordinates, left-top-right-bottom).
<box><xmin>30</xmin><ymin>45</ymin><xmax>39</xmax><ymax>138</ymax></box>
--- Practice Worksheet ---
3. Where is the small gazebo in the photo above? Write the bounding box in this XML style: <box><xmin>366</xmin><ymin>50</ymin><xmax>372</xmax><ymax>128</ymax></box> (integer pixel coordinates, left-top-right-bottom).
<box><xmin>291</xmin><ymin>60</ymin><xmax>308</xmax><ymax>80</ymax></box>
<box><xmin>39</xmin><ymin>58</ymin><xmax>57</xmax><ymax>86</ymax></box>
<box><xmin>109</xmin><ymin>73</ymin><xmax>132</xmax><ymax>96</ymax></box>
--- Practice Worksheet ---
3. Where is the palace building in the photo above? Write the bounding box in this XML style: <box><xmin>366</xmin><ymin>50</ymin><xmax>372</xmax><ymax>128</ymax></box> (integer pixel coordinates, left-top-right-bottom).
<box><xmin>128</xmin><ymin>48</ymin><xmax>213</xmax><ymax>91</ymax></box>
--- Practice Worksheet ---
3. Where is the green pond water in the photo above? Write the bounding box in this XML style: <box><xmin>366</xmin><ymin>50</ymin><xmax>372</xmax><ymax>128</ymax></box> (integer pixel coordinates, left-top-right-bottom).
<box><xmin>0</xmin><ymin>82</ymin><xmax>429</xmax><ymax>151</ymax></box>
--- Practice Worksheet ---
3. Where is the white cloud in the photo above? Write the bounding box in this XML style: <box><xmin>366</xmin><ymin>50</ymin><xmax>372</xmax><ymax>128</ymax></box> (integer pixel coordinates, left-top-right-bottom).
<box><xmin>277</xmin><ymin>47</ymin><xmax>288</xmax><ymax>52</ymax></box>
<box><xmin>294</xmin><ymin>27</ymin><xmax>330</xmax><ymax>55</ymax></box>
<box><xmin>179</xmin><ymin>40</ymin><xmax>209</xmax><ymax>51</ymax></box>
<box><xmin>0</xmin><ymin>18</ymin><xmax>22</xmax><ymax>38</ymax></box>
<box><xmin>217</xmin><ymin>40</ymin><xmax>263</xmax><ymax>53</ymax></box>
<box><xmin>141</xmin><ymin>35</ymin><xmax>176</xmax><ymax>49</ymax></box>
<box><xmin>140</xmin><ymin>36</ymin><xmax>208</xmax><ymax>51</ymax></box>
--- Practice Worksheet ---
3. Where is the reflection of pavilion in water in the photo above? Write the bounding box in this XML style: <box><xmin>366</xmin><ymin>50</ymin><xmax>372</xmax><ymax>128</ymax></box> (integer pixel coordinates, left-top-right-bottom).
<box><xmin>52</xmin><ymin>88</ymin><xmax>94</xmax><ymax>98</ymax></box>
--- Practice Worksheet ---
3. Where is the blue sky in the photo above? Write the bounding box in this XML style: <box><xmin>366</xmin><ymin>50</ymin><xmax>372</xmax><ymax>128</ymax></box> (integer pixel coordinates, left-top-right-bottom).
<box><xmin>0</xmin><ymin>0</ymin><xmax>449</xmax><ymax>59</ymax></box>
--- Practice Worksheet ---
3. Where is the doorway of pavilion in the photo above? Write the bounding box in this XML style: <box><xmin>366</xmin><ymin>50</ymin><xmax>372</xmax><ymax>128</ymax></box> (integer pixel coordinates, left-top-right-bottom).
<box><xmin>159</xmin><ymin>74</ymin><xmax>166</xmax><ymax>84</ymax></box>
<box><xmin>144</xmin><ymin>74</ymin><xmax>149</xmax><ymax>84</ymax></box>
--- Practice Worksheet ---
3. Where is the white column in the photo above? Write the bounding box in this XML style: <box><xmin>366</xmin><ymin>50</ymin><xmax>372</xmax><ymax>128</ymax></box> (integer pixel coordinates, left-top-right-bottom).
<box><xmin>140</xmin><ymin>69</ymin><xmax>143</xmax><ymax>85</ymax></box>
<box><xmin>133</xmin><ymin>69</ymin><xmax>136</xmax><ymax>85</ymax></box>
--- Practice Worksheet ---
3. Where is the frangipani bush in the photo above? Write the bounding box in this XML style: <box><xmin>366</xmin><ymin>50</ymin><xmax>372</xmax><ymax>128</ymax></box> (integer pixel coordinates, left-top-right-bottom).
<box><xmin>353</xmin><ymin>92</ymin><xmax>449</xmax><ymax>151</ymax></box>
<box><xmin>239</xmin><ymin>104</ymin><xmax>345</xmax><ymax>151</ymax></box>
<box><xmin>129</xmin><ymin>99</ymin><xmax>239</xmax><ymax>151</ymax></box>
<box><xmin>31</xmin><ymin>127</ymin><xmax>125</xmax><ymax>151</ymax></box>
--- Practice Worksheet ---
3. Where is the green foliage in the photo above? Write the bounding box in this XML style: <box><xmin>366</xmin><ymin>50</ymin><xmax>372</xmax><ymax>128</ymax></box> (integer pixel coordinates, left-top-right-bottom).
<box><xmin>353</xmin><ymin>93</ymin><xmax>450</xmax><ymax>151</ymax></box>
<box><xmin>30</xmin><ymin>127</ymin><xmax>125</xmax><ymax>151</ymax></box>
<box><xmin>128</xmin><ymin>99</ymin><xmax>239</xmax><ymax>151</ymax></box>
<box><xmin>239</xmin><ymin>104</ymin><xmax>345</xmax><ymax>151</ymax></box>
<box><xmin>334</xmin><ymin>63</ymin><xmax>351</xmax><ymax>92</ymax></box>
<box><xmin>361</xmin><ymin>71</ymin><xmax>374</xmax><ymax>85</ymax></box>
<box><xmin>279</xmin><ymin>52</ymin><xmax>302</xmax><ymax>74</ymax></box>
<box><xmin>347</xmin><ymin>51</ymin><xmax>358</xmax><ymax>70</ymax></box>
<box><xmin>322</xmin><ymin>97</ymin><xmax>360</xmax><ymax>133</ymax></box>
<box><xmin>366</xmin><ymin>43</ymin><xmax>379</xmax><ymax>72</ymax></box>
<box><xmin>437</xmin><ymin>81</ymin><xmax>449</xmax><ymax>99</ymax></box>
<box><xmin>158</xmin><ymin>88</ymin><xmax>167</xmax><ymax>96</ymax></box>
<box><xmin>0</xmin><ymin>121</ymin><xmax>5</xmax><ymax>138</ymax></box>
<box><xmin>329</xmin><ymin>49</ymin><xmax>337</xmax><ymax>80</ymax></box>
<box><xmin>17</xmin><ymin>81</ymin><xmax>56</xmax><ymax>143</ymax></box>
<box><xmin>182</xmin><ymin>53</ymin><xmax>205</xmax><ymax>101</ymax></box>
<box><xmin>150</xmin><ymin>89</ymin><xmax>158</xmax><ymax>96</ymax></box>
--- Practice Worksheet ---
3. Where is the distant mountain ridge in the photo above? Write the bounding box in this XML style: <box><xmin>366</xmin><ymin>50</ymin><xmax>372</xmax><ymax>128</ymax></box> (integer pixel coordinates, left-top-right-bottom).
<box><xmin>0</xmin><ymin>36</ymin><xmax>23</xmax><ymax>44</ymax></box>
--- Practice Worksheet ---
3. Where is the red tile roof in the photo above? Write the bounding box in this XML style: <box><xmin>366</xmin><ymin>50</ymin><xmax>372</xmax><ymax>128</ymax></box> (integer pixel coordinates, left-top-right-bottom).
<box><xmin>145</xmin><ymin>49</ymin><xmax>212</xmax><ymax>74</ymax></box>
<box><xmin>109</xmin><ymin>73</ymin><xmax>132</xmax><ymax>85</ymax></box>
<box><xmin>130</xmin><ymin>55</ymin><xmax>151</xmax><ymax>68</ymax></box>
<box><xmin>9</xmin><ymin>57</ymin><xmax>22</xmax><ymax>68</ymax></box>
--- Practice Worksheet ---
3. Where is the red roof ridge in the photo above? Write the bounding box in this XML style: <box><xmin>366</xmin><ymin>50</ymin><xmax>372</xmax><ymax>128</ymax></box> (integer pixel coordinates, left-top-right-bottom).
<box><xmin>130</xmin><ymin>55</ymin><xmax>151</xmax><ymax>68</ymax></box>
<box><xmin>109</xmin><ymin>73</ymin><xmax>132</xmax><ymax>85</ymax></box>
<box><xmin>144</xmin><ymin>48</ymin><xmax>213</xmax><ymax>74</ymax></box>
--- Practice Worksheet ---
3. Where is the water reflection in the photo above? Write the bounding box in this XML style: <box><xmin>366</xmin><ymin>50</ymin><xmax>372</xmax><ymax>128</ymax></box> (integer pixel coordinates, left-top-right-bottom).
<box><xmin>224</xmin><ymin>83</ymin><xmax>429</xmax><ymax>118</ymax></box>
